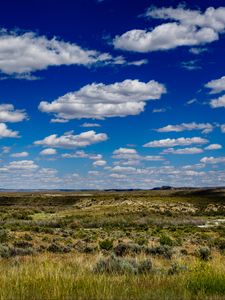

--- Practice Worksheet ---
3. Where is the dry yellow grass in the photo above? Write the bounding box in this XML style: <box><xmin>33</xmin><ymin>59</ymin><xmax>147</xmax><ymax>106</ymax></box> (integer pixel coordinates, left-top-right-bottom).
<box><xmin>0</xmin><ymin>253</ymin><xmax>224</xmax><ymax>300</ymax></box>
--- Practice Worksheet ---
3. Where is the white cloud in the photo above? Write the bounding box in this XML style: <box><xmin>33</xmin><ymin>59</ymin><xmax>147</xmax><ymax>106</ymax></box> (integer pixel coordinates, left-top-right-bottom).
<box><xmin>6</xmin><ymin>160</ymin><xmax>38</xmax><ymax>170</ymax></box>
<box><xmin>34</xmin><ymin>130</ymin><xmax>108</xmax><ymax>148</ymax></box>
<box><xmin>2</xmin><ymin>146</ymin><xmax>10</xmax><ymax>154</ymax></box>
<box><xmin>144</xmin><ymin>155</ymin><xmax>165</xmax><ymax>161</ymax></box>
<box><xmin>181</xmin><ymin>60</ymin><xmax>201</xmax><ymax>70</ymax></box>
<box><xmin>39</xmin><ymin>79</ymin><xmax>166</xmax><ymax>120</ymax></box>
<box><xmin>113</xmin><ymin>6</ymin><xmax>225</xmax><ymax>52</ymax></box>
<box><xmin>210</xmin><ymin>95</ymin><xmax>225</xmax><ymax>108</ymax></box>
<box><xmin>80</xmin><ymin>123</ymin><xmax>101</xmax><ymax>128</ymax></box>
<box><xmin>186</xmin><ymin>98</ymin><xmax>197</xmax><ymax>105</ymax></box>
<box><xmin>145</xmin><ymin>6</ymin><xmax>225</xmax><ymax>31</ymax></box>
<box><xmin>162</xmin><ymin>147</ymin><xmax>203</xmax><ymax>154</ymax></box>
<box><xmin>11</xmin><ymin>151</ymin><xmax>29</xmax><ymax>158</ymax></box>
<box><xmin>112</xmin><ymin>147</ymin><xmax>164</xmax><ymax>165</ymax></box>
<box><xmin>221</xmin><ymin>124</ymin><xmax>225</xmax><ymax>133</ymax></box>
<box><xmin>0</xmin><ymin>123</ymin><xmax>19</xmax><ymax>138</ymax></box>
<box><xmin>0</xmin><ymin>104</ymin><xmax>27</xmax><ymax>122</ymax></box>
<box><xmin>88</xmin><ymin>171</ymin><xmax>99</xmax><ymax>176</ymax></box>
<box><xmin>200</xmin><ymin>156</ymin><xmax>225</xmax><ymax>164</ymax></box>
<box><xmin>40</xmin><ymin>148</ymin><xmax>57</xmax><ymax>155</ymax></box>
<box><xmin>143</xmin><ymin>137</ymin><xmax>208</xmax><ymax>148</ymax></box>
<box><xmin>189</xmin><ymin>47</ymin><xmax>208</xmax><ymax>54</ymax></box>
<box><xmin>62</xmin><ymin>150</ymin><xmax>102</xmax><ymax>160</ymax></box>
<box><xmin>50</xmin><ymin>118</ymin><xmax>69</xmax><ymax>123</ymax></box>
<box><xmin>109</xmin><ymin>173</ymin><xmax>127</xmax><ymax>179</ymax></box>
<box><xmin>0</xmin><ymin>29</ymin><xmax>131</xmax><ymax>76</ymax></box>
<box><xmin>205</xmin><ymin>144</ymin><xmax>222</xmax><ymax>150</ymax></box>
<box><xmin>93</xmin><ymin>160</ymin><xmax>107</xmax><ymax>167</ymax></box>
<box><xmin>0</xmin><ymin>160</ymin><xmax>61</xmax><ymax>189</ymax></box>
<box><xmin>127</xmin><ymin>59</ymin><xmax>148</xmax><ymax>66</ymax></box>
<box><xmin>152</xmin><ymin>108</ymin><xmax>166</xmax><ymax>113</ymax></box>
<box><xmin>156</xmin><ymin>122</ymin><xmax>214</xmax><ymax>134</ymax></box>
<box><xmin>113</xmin><ymin>148</ymin><xmax>139</xmax><ymax>160</ymax></box>
<box><xmin>205</xmin><ymin>76</ymin><xmax>225</xmax><ymax>94</ymax></box>
<box><xmin>111</xmin><ymin>166</ymin><xmax>137</xmax><ymax>173</ymax></box>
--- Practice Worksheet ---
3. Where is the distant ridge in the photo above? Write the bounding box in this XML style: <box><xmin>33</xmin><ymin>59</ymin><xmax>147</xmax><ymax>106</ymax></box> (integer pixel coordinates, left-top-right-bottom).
<box><xmin>0</xmin><ymin>186</ymin><xmax>224</xmax><ymax>192</ymax></box>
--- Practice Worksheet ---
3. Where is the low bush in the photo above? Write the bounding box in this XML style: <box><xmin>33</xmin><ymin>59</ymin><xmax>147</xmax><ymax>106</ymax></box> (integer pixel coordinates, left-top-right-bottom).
<box><xmin>113</xmin><ymin>242</ymin><xmax>142</xmax><ymax>256</ymax></box>
<box><xmin>198</xmin><ymin>247</ymin><xmax>212</xmax><ymax>261</ymax></box>
<box><xmin>0</xmin><ymin>245</ymin><xmax>11</xmax><ymax>258</ymax></box>
<box><xmin>0</xmin><ymin>229</ymin><xmax>9</xmax><ymax>243</ymax></box>
<box><xmin>135</xmin><ymin>237</ymin><xmax>148</xmax><ymax>246</ymax></box>
<box><xmin>47</xmin><ymin>243</ymin><xmax>71</xmax><ymax>254</ymax></box>
<box><xmin>99</xmin><ymin>239</ymin><xmax>113</xmax><ymax>251</ymax></box>
<box><xmin>159</xmin><ymin>234</ymin><xmax>174</xmax><ymax>246</ymax></box>
<box><xmin>74</xmin><ymin>241</ymin><xmax>97</xmax><ymax>254</ymax></box>
<box><xmin>13</xmin><ymin>240</ymin><xmax>33</xmax><ymax>248</ymax></box>
<box><xmin>0</xmin><ymin>245</ymin><xmax>35</xmax><ymax>258</ymax></box>
<box><xmin>93</xmin><ymin>255</ymin><xmax>152</xmax><ymax>275</ymax></box>
<box><xmin>145</xmin><ymin>245</ymin><xmax>173</xmax><ymax>259</ymax></box>
<box><xmin>23</xmin><ymin>233</ymin><xmax>33</xmax><ymax>241</ymax></box>
<box><xmin>10</xmin><ymin>247</ymin><xmax>35</xmax><ymax>256</ymax></box>
<box><xmin>214</xmin><ymin>238</ymin><xmax>225</xmax><ymax>252</ymax></box>
<box><xmin>168</xmin><ymin>262</ymin><xmax>188</xmax><ymax>275</ymax></box>
<box><xmin>137</xmin><ymin>258</ymin><xmax>153</xmax><ymax>274</ymax></box>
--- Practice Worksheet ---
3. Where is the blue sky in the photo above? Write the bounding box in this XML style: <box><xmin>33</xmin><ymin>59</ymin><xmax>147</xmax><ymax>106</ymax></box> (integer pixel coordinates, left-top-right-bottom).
<box><xmin>0</xmin><ymin>0</ymin><xmax>225</xmax><ymax>189</ymax></box>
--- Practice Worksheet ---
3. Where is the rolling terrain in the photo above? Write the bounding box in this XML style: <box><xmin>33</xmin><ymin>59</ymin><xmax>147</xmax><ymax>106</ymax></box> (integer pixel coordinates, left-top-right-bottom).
<box><xmin>0</xmin><ymin>189</ymin><xmax>225</xmax><ymax>299</ymax></box>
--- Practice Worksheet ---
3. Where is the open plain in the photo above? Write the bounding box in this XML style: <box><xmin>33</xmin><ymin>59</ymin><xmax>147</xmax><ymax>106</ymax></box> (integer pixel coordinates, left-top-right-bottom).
<box><xmin>0</xmin><ymin>189</ymin><xmax>224</xmax><ymax>299</ymax></box>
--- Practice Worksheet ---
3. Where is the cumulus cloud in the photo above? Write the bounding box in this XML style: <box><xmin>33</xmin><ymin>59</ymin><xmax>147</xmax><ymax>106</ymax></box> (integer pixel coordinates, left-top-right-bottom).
<box><xmin>62</xmin><ymin>150</ymin><xmax>102</xmax><ymax>160</ymax></box>
<box><xmin>93</xmin><ymin>160</ymin><xmax>107</xmax><ymax>167</ymax></box>
<box><xmin>40</xmin><ymin>148</ymin><xmax>57</xmax><ymax>155</ymax></box>
<box><xmin>34</xmin><ymin>130</ymin><xmax>108</xmax><ymax>148</ymax></box>
<box><xmin>6</xmin><ymin>160</ymin><xmax>38</xmax><ymax>170</ymax></box>
<box><xmin>143</xmin><ymin>137</ymin><xmax>208</xmax><ymax>148</ymax></box>
<box><xmin>113</xmin><ymin>6</ymin><xmax>225</xmax><ymax>52</ymax></box>
<box><xmin>112</xmin><ymin>148</ymin><xmax>139</xmax><ymax>160</ymax></box>
<box><xmin>11</xmin><ymin>151</ymin><xmax>29</xmax><ymax>158</ymax></box>
<box><xmin>0</xmin><ymin>160</ymin><xmax>61</xmax><ymax>189</ymax></box>
<box><xmin>0</xmin><ymin>123</ymin><xmax>19</xmax><ymax>138</ymax></box>
<box><xmin>144</xmin><ymin>155</ymin><xmax>165</xmax><ymax>161</ymax></box>
<box><xmin>39</xmin><ymin>79</ymin><xmax>166</xmax><ymax>120</ymax></box>
<box><xmin>112</xmin><ymin>147</ymin><xmax>164</xmax><ymax>165</ymax></box>
<box><xmin>221</xmin><ymin>124</ymin><xmax>225</xmax><ymax>133</ymax></box>
<box><xmin>50</xmin><ymin>118</ymin><xmax>69</xmax><ymax>123</ymax></box>
<box><xmin>200</xmin><ymin>156</ymin><xmax>225</xmax><ymax>164</ymax></box>
<box><xmin>205</xmin><ymin>76</ymin><xmax>225</xmax><ymax>94</ymax></box>
<box><xmin>111</xmin><ymin>166</ymin><xmax>137</xmax><ymax>173</ymax></box>
<box><xmin>2</xmin><ymin>146</ymin><xmax>10</xmax><ymax>154</ymax></box>
<box><xmin>162</xmin><ymin>147</ymin><xmax>203</xmax><ymax>154</ymax></box>
<box><xmin>109</xmin><ymin>173</ymin><xmax>127</xmax><ymax>179</ymax></box>
<box><xmin>205</xmin><ymin>144</ymin><xmax>222</xmax><ymax>150</ymax></box>
<box><xmin>0</xmin><ymin>104</ymin><xmax>27</xmax><ymax>123</ymax></box>
<box><xmin>0</xmin><ymin>29</ymin><xmax>133</xmax><ymax>76</ymax></box>
<box><xmin>210</xmin><ymin>95</ymin><xmax>225</xmax><ymax>108</ymax></box>
<box><xmin>156</xmin><ymin>122</ymin><xmax>213</xmax><ymax>134</ymax></box>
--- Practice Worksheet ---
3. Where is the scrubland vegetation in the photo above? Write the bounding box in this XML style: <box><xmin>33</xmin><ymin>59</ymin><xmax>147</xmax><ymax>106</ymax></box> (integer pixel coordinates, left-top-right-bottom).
<box><xmin>0</xmin><ymin>188</ymin><xmax>225</xmax><ymax>299</ymax></box>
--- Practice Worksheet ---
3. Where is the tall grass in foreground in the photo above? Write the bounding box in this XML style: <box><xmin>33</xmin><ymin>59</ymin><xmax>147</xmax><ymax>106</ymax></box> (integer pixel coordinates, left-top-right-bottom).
<box><xmin>0</xmin><ymin>254</ymin><xmax>224</xmax><ymax>300</ymax></box>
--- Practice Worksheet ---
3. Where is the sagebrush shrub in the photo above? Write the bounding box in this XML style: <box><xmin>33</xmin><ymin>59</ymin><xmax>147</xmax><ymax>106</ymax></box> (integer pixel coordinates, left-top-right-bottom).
<box><xmin>198</xmin><ymin>247</ymin><xmax>211</xmax><ymax>261</ymax></box>
<box><xmin>93</xmin><ymin>255</ymin><xmax>152</xmax><ymax>275</ymax></box>
<box><xmin>113</xmin><ymin>243</ymin><xmax>142</xmax><ymax>256</ymax></box>
<box><xmin>0</xmin><ymin>229</ymin><xmax>8</xmax><ymax>243</ymax></box>
<box><xmin>99</xmin><ymin>239</ymin><xmax>113</xmax><ymax>251</ymax></box>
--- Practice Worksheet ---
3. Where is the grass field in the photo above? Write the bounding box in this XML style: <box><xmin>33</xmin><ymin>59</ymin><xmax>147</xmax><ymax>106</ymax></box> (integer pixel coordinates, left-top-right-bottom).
<box><xmin>0</xmin><ymin>188</ymin><xmax>225</xmax><ymax>299</ymax></box>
